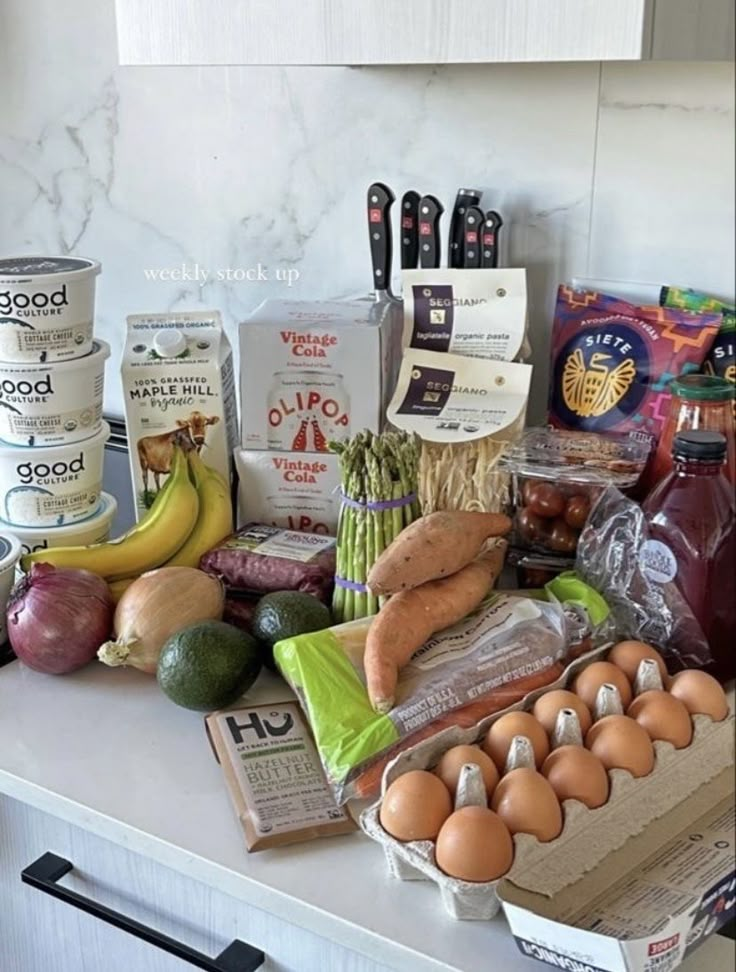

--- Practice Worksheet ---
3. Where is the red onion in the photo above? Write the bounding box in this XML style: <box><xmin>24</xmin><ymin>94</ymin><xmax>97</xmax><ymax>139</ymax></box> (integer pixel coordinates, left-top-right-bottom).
<box><xmin>7</xmin><ymin>564</ymin><xmax>114</xmax><ymax>675</ymax></box>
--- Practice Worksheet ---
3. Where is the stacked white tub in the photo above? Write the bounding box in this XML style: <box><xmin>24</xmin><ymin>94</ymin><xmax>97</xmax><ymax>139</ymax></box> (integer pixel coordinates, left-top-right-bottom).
<box><xmin>0</xmin><ymin>256</ymin><xmax>118</xmax><ymax>564</ymax></box>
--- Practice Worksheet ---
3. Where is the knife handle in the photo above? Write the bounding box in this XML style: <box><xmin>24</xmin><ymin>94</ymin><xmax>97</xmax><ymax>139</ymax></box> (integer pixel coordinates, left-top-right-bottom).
<box><xmin>462</xmin><ymin>206</ymin><xmax>485</xmax><ymax>269</ymax></box>
<box><xmin>400</xmin><ymin>190</ymin><xmax>421</xmax><ymax>270</ymax></box>
<box><xmin>449</xmin><ymin>188</ymin><xmax>482</xmax><ymax>268</ymax></box>
<box><xmin>418</xmin><ymin>195</ymin><xmax>444</xmax><ymax>270</ymax></box>
<box><xmin>367</xmin><ymin>182</ymin><xmax>395</xmax><ymax>293</ymax></box>
<box><xmin>481</xmin><ymin>210</ymin><xmax>504</xmax><ymax>269</ymax></box>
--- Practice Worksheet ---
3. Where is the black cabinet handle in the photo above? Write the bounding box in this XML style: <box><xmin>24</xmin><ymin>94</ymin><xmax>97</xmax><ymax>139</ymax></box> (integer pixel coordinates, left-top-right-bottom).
<box><xmin>22</xmin><ymin>852</ymin><xmax>265</xmax><ymax>972</ymax></box>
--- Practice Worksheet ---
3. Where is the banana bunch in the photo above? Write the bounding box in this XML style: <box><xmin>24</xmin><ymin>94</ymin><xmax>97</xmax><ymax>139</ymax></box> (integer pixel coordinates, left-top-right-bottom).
<box><xmin>21</xmin><ymin>447</ymin><xmax>234</xmax><ymax>590</ymax></box>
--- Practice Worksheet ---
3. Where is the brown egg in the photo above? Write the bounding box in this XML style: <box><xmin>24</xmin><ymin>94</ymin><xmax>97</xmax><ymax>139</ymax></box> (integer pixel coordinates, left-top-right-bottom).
<box><xmin>482</xmin><ymin>712</ymin><xmax>550</xmax><ymax>771</ymax></box>
<box><xmin>546</xmin><ymin>518</ymin><xmax>579</xmax><ymax>554</ymax></box>
<box><xmin>542</xmin><ymin>746</ymin><xmax>610</xmax><ymax>809</ymax></box>
<box><xmin>491</xmin><ymin>768</ymin><xmax>563</xmax><ymax>842</ymax></box>
<box><xmin>380</xmin><ymin>770</ymin><xmax>452</xmax><ymax>842</ymax></box>
<box><xmin>585</xmin><ymin>715</ymin><xmax>655</xmax><ymax>778</ymax></box>
<box><xmin>434</xmin><ymin>745</ymin><xmax>499</xmax><ymax>799</ymax></box>
<box><xmin>574</xmin><ymin>661</ymin><xmax>633</xmax><ymax>711</ymax></box>
<box><xmin>608</xmin><ymin>641</ymin><xmax>668</xmax><ymax>685</ymax></box>
<box><xmin>627</xmin><ymin>690</ymin><xmax>693</xmax><ymax>749</ymax></box>
<box><xmin>435</xmin><ymin>806</ymin><xmax>514</xmax><ymax>882</ymax></box>
<box><xmin>669</xmin><ymin>670</ymin><xmax>730</xmax><ymax>722</ymax></box>
<box><xmin>532</xmin><ymin>690</ymin><xmax>593</xmax><ymax>738</ymax></box>
<box><xmin>563</xmin><ymin>495</ymin><xmax>591</xmax><ymax>529</ymax></box>
<box><xmin>526</xmin><ymin>482</ymin><xmax>566</xmax><ymax>519</ymax></box>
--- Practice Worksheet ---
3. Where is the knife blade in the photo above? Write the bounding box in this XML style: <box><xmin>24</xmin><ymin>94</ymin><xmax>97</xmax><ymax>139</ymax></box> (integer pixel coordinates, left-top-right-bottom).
<box><xmin>462</xmin><ymin>206</ymin><xmax>485</xmax><ymax>269</ymax></box>
<box><xmin>448</xmin><ymin>188</ymin><xmax>482</xmax><ymax>268</ymax></box>
<box><xmin>481</xmin><ymin>210</ymin><xmax>504</xmax><ymax>269</ymax></box>
<box><xmin>418</xmin><ymin>195</ymin><xmax>444</xmax><ymax>270</ymax></box>
<box><xmin>400</xmin><ymin>190</ymin><xmax>421</xmax><ymax>270</ymax></box>
<box><xmin>367</xmin><ymin>182</ymin><xmax>395</xmax><ymax>300</ymax></box>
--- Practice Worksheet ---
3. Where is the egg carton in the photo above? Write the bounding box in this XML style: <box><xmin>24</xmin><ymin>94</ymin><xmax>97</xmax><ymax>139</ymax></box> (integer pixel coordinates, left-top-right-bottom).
<box><xmin>359</xmin><ymin>650</ymin><xmax>735</xmax><ymax>921</ymax></box>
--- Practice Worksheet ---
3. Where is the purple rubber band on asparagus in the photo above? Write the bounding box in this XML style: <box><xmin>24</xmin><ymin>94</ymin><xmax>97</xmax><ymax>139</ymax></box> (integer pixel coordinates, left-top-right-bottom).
<box><xmin>334</xmin><ymin>576</ymin><xmax>369</xmax><ymax>593</ymax></box>
<box><xmin>339</xmin><ymin>490</ymin><xmax>417</xmax><ymax>511</ymax></box>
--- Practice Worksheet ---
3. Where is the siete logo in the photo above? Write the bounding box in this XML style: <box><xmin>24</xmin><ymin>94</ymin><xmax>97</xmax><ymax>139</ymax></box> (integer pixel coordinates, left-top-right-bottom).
<box><xmin>0</xmin><ymin>285</ymin><xmax>69</xmax><ymax>316</ymax></box>
<box><xmin>17</xmin><ymin>453</ymin><xmax>85</xmax><ymax>485</ymax></box>
<box><xmin>0</xmin><ymin>374</ymin><xmax>53</xmax><ymax>400</ymax></box>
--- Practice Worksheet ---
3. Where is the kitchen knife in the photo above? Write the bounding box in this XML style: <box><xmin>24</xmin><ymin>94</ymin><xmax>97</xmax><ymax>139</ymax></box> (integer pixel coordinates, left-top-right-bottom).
<box><xmin>481</xmin><ymin>210</ymin><xmax>504</xmax><ymax>269</ymax></box>
<box><xmin>367</xmin><ymin>182</ymin><xmax>395</xmax><ymax>300</ymax></box>
<box><xmin>462</xmin><ymin>206</ymin><xmax>485</xmax><ymax>269</ymax></box>
<box><xmin>400</xmin><ymin>190</ymin><xmax>421</xmax><ymax>270</ymax></box>
<box><xmin>449</xmin><ymin>188</ymin><xmax>482</xmax><ymax>268</ymax></box>
<box><xmin>418</xmin><ymin>195</ymin><xmax>444</xmax><ymax>270</ymax></box>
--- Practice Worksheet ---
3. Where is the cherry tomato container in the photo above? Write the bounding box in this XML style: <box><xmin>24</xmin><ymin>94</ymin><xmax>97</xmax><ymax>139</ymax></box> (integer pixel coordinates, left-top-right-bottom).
<box><xmin>500</xmin><ymin>429</ymin><xmax>649</xmax><ymax>562</ymax></box>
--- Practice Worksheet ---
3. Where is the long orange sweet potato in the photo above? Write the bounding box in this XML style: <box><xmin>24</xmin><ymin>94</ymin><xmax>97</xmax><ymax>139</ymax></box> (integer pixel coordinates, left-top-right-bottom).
<box><xmin>364</xmin><ymin>542</ymin><xmax>507</xmax><ymax>713</ymax></box>
<box><xmin>367</xmin><ymin>511</ymin><xmax>511</xmax><ymax>596</ymax></box>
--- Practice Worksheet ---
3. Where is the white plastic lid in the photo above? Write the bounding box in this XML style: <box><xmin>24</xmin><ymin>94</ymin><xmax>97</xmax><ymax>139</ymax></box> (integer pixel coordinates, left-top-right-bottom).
<box><xmin>153</xmin><ymin>329</ymin><xmax>187</xmax><ymax>358</ymax></box>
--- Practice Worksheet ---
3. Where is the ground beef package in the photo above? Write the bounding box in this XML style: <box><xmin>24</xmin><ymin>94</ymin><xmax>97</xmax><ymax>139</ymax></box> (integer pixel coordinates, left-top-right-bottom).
<box><xmin>548</xmin><ymin>286</ymin><xmax>722</xmax><ymax>454</ymax></box>
<box><xmin>201</xmin><ymin>523</ymin><xmax>336</xmax><ymax>602</ymax></box>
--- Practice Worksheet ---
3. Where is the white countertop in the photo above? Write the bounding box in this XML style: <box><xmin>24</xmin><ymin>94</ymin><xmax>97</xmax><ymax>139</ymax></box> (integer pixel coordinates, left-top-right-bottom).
<box><xmin>0</xmin><ymin>660</ymin><xmax>731</xmax><ymax>972</ymax></box>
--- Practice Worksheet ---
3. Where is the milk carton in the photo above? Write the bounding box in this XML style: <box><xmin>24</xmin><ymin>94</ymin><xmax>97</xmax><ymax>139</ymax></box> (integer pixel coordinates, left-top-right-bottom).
<box><xmin>122</xmin><ymin>312</ymin><xmax>238</xmax><ymax>519</ymax></box>
<box><xmin>239</xmin><ymin>299</ymin><xmax>402</xmax><ymax>452</ymax></box>
<box><xmin>235</xmin><ymin>448</ymin><xmax>340</xmax><ymax>535</ymax></box>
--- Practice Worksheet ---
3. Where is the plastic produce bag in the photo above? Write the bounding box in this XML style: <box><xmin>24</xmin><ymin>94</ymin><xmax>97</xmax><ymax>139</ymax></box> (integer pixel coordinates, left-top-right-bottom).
<box><xmin>575</xmin><ymin>486</ymin><xmax>711</xmax><ymax>671</ymax></box>
<box><xmin>274</xmin><ymin>580</ymin><xmax>608</xmax><ymax>804</ymax></box>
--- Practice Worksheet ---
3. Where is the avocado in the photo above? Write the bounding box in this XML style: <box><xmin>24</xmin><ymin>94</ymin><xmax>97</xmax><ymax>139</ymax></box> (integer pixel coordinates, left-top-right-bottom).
<box><xmin>251</xmin><ymin>592</ymin><xmax>332</xmax><ymax>670</ymax></box>
<box><xmin>157</xmin><ymin>620</ymin><xmax>261</xmax><ymax>711</ymax></box>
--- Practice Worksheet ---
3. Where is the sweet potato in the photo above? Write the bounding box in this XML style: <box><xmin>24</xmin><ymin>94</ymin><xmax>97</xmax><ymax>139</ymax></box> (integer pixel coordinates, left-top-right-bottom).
<box><xmin>367</xmin><ymin>511</ymin><xmax>511</xmax><ymax>597</ymax></box>
<box><xmin>364</xmin><ymin>542</ymin><xmax>507</xmax><ymax>713</ymax></box>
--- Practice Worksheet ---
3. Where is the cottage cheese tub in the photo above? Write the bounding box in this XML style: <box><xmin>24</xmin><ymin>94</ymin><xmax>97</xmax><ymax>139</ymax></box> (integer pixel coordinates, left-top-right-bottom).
<box><xmin>0</xmin><ymin>533</ymin><xmax>22</xmax><ymax>643</ymax></box>
<box><xmin>0</xmin><ymin>256</ymin><xmax>100</xmax><ymax>363</ymax></box>
<box><xmin>0</xmin><ymin>339</ymin><xmax>109</xmax><ymax>446</ymax></box>
<box><xmin>0</xmin><ymin>422</ymin><xmax>109</xmax><ymax>527</ymax></box>
<box><xmin>4</xmin><ymin>492</ymin><xmax>117</xmax><ymax>561</ymax></box>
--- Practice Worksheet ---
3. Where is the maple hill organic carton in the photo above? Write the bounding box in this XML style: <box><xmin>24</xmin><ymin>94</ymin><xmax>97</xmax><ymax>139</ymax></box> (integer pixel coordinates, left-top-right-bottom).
<box><xmin>122</xmin><ymin>312</ymin><xmax>238</xmax><ymax>518</ymax></box>
<box><xmin>239</xmin><ymin>298</ymin><xmax>402</xmax><ymax>452</ymax></box>
<box><xmin>235</xmin><ymin>448</ymin><xmax>340</xmax><ymax>535</ymax></box>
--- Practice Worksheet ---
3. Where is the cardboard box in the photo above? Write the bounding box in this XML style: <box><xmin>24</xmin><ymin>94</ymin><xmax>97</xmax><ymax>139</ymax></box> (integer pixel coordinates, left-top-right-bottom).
<box><xmin>239</xmin><ymin>298</ymin><xmax>402</xmax><ymax>451</ymax></box>
<box><xmin>500</xmin><ymin>768</ymin><xmax>735</xmax><ymax>972</ymax></box>
<box><xmin>122</xmin><ymin>311</ymin><xmax>239</xmax><ymax>518</ymax></box>
<box><xmin>235</xmin><ymin>448</ymin><xmax>340</xmax><ymax>535</ymax></box>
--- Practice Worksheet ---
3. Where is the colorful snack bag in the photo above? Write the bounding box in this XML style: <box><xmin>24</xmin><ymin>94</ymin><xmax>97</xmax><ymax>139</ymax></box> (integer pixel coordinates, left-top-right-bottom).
<box><xmin>548</xmin><ymin>286</ymin><xmax>722</xmax><ymax>455</ymax></box>
<box><xmin>660</xmin><ymin>286</ymin><xmax>735</xmax><ymax>401</ymax></box>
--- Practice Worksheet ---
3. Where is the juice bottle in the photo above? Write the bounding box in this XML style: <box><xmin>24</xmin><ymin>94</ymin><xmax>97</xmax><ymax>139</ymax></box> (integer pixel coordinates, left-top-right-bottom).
<box><xmin>647</xmin><ymin>374</ymin><xmax>735</xmax><ymax>493</ymax></box>
<box><xmin>643</xmin><ymin>430</ymin><xmax>735</xmax><ymax>682</ymax></box>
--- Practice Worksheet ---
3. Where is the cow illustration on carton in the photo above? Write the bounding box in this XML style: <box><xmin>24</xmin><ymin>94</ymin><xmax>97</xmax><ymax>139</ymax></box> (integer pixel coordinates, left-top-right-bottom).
<box><xmin>123</xmin><ymin>312</ymin><xmax>238</xmax><ymax>518</ymax></box>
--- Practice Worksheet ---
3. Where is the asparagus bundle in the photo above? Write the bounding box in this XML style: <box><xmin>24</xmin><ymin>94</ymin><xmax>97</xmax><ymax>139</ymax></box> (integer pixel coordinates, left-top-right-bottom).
<box><xmin>331</xmin><ymin>430</ymin><xmax>421</xmax><ymax>623</ymax></box>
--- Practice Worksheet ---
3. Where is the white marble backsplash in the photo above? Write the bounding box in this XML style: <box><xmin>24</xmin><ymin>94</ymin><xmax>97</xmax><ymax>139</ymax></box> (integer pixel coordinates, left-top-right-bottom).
<box><xmin>0</xmin><ymin>0</ymin><xmax>733</xmax><ymax>420</ymax></box>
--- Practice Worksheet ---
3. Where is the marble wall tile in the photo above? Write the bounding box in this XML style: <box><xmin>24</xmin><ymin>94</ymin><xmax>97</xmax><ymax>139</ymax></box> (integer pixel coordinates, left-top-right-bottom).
<box><xmin>588</xmin><ymin>62</ymin><xmax>735</xmax><ymax>298</ymax></box>
<box><xmin>1</xmin><ymin>0</ymin><xmax>734</xmax><ymax>428</ymax></box>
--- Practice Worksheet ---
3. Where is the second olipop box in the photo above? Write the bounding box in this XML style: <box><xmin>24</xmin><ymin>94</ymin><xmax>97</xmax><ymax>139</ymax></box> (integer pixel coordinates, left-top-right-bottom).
<box><xmin>239</xmin><ymin>298</ymin><xmax>403</xmax><ymax>453</ymax></box>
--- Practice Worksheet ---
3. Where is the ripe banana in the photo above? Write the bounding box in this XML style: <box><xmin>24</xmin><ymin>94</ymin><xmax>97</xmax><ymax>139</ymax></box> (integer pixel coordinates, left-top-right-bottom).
<box><xmin>108</xmin><ymin>576</ymin><xmax>137</xmax><ymax>605</ymax></box>
<box><xmin>21</xmin><ymin>447</ymin><xmax>199</xmax><ymax>581</ymax></box>
<box><xmin>165</xmin><ymin>450</ymin><xmax>233</xmax><ymax>568</ymax></box>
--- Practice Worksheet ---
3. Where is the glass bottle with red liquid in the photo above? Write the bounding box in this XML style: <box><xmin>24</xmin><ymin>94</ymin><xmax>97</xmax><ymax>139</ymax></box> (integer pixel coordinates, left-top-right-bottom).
<box><xmin>643</xmin><ymin>430</ymin><xmax>736</xmax><ymax>683</ymax></box>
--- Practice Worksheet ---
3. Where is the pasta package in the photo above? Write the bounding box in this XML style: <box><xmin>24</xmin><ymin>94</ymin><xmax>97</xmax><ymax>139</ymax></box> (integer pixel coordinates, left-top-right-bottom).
<box><xmin>401</xmin><ymin>268</ymin><xmax>530</xmax><ymax>362</ymax></box>
<box><xmin>387</xmin><ymin>348</ymin><xmax>533</xmax><ymax>512</ymax></box>
<box><xmin>548</xmin><ymin>286</ymin><xmax>722</xmax><ymax>454</ymax></box>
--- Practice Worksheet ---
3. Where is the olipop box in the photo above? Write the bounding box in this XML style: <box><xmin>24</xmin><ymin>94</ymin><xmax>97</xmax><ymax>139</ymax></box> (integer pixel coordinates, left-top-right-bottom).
<box><xmin>239</xmin><ymin>299</ymin><xmax>403</xmax><ymax>453</ymax></box>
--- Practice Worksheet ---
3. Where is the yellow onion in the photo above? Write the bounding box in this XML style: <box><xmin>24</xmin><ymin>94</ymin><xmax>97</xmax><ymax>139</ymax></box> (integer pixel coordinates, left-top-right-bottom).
<box><xmin>97</xmin><ymin>567</ymin><xmax>224</xmax><ymax>674</ymax></box>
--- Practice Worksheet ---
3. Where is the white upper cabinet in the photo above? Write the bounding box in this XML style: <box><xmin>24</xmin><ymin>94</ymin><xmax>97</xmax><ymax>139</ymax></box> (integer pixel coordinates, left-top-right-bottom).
<box><xmin>114</xmin><ymin>0</ymin><xmax>735</xmax><ymax>66</ymax></box>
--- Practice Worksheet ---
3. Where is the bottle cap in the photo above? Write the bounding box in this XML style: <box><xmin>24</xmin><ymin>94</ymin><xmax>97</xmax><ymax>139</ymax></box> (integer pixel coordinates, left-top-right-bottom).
<box><xmin>673</xmin><ymin>430</ymin><xmax>727</xmax><ymax>462</ymax></box>
<box><xmin>669</xmin><ymin>374</ymin><xmax>734</xmax><ymax>402</ymax></box>
<box><xmin>153</xmin><ymin>329</ymin><xmax>187</xmax><ymax>358</ymax></box>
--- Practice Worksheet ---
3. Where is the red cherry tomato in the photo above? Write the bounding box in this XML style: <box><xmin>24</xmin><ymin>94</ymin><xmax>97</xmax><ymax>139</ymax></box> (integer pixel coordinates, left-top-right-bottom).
<box><xmin>526</xmin><ymin>482</ymin><xmax>566</xmax><ymax>519</ymax></box>
<box><xmin>564</xmin><ymin>494</ymin><xmax>591</xmax><ymax>529</ymax></box>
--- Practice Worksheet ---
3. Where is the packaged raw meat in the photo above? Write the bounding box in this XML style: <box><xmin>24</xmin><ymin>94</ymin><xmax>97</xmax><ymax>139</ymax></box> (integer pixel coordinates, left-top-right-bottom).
<box><xmin>274</xmin><ymin>580</ymin><xmax>609</xmax><ymax>803</ymax></box>
<box><xmin>200</xmin><ymin>523</ymin><xmax>336</xmax><ymax>602</ymax></box>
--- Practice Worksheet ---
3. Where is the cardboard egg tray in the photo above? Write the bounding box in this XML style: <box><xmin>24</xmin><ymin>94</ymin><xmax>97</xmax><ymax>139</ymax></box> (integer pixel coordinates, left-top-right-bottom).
<box><xmin>359</xmin><ymin>647</ymin><xmax>735</xmax><ymax>921</ymax></box>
